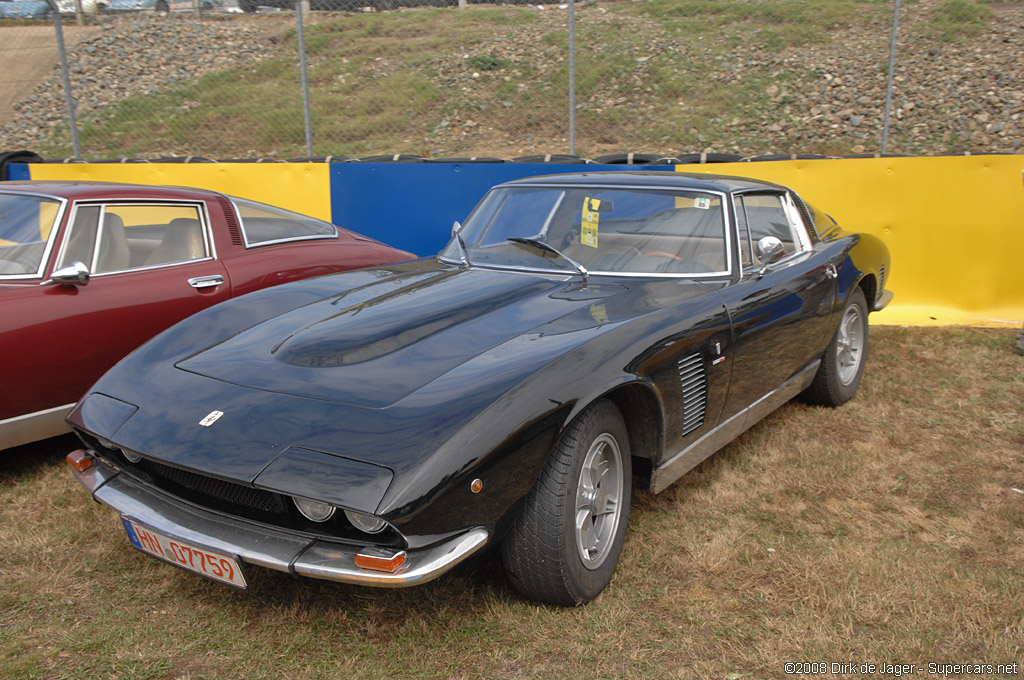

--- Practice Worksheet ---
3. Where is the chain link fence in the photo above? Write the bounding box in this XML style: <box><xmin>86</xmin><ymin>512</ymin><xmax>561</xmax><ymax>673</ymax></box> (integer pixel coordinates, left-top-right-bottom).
<box><xmin>0</xmin><ymin>0</ymin><xmax>1019</xmax><ymax>162</ymax></box>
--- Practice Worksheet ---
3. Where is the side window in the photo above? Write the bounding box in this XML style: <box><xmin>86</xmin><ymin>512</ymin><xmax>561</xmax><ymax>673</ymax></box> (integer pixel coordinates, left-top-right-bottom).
<box><xmin>742</xmin><ymin>193</ymin><xmax>799</xmax><ymax>261</ymax></box>
<box><xmin>59</xmin><ymin>204</ymin><xmax>208</xmax><ymax>274</ymax></box>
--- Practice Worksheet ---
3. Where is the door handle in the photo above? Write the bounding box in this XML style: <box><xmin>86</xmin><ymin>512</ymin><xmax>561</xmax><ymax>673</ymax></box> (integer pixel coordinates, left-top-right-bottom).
<box><xmin>825</xmin><ymin>265</ymin><xmax>838</xmax><ymax>280</ymax></box>
<box><xmin>188</xmin><ymin>275</ymin><xmax>224</xmax><ymax>289</ymax></box>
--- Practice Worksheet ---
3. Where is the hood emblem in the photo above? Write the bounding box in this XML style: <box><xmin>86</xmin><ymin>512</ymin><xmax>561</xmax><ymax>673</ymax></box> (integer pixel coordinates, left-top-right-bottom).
<box><xmin>199</xmin><ymin>410</ymin><xmax>224</xmax><ymax>427</ymax></box>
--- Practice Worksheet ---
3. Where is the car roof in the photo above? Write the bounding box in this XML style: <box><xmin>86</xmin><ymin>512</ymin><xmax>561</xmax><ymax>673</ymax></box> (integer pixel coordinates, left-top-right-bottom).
<box><xmin>0</xmin><ymin>180</ymin><xmax>222</xmax><ymax>202</ymax></box>
<box><xmin>499</xmin><ymin>170</ymin><xmax>789</xmax><ymax>194</ymax></box>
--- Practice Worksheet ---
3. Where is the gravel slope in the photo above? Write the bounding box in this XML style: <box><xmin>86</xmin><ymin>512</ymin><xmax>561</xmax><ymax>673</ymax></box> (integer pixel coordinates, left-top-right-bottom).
<box><xmin>0</xmin><ymin>2</ymin><xmax>1021</xmax><ymax>159</ymax></box>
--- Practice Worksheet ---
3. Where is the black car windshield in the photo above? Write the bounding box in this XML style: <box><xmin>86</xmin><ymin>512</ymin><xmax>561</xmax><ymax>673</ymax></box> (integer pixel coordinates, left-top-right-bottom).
<box><xmin>442</xmin><ymin>185</ymin><xmax>729</xmax><ymax>276</ymax></box>
<box><xmin>0</xmin><ymin>193</ymin><xmax>62</xmax><ymax>278</ymax></box>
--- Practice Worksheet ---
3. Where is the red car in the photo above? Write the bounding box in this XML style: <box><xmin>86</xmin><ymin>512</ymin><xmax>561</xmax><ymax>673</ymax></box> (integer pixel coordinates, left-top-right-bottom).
<box><xmin>0</xmin><ymin>181</ymin><xmax>414</xmax><ymax>449</ymax></box>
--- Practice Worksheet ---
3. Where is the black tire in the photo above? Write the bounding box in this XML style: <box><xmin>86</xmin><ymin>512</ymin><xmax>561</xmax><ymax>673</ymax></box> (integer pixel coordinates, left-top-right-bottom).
<box><xmin>501</xmin><ymin>399</ymin><xmax>631</xmax><ymax>606</ymax></box>
<box><xmin>801</xmin><ymin>286</ymin><xmax>868</xmax><ymax>406</ymax></box>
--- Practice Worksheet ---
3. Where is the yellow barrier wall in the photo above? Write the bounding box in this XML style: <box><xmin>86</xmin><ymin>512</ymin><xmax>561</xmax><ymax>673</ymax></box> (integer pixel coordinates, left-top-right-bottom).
<box><xmin>27</xmin><ymin>163</ymin><xmax>333</xmax><ymax>223</ymax></box>
<box><xmin>680</xmin><ymin>156</ymin><xmax>1024</xmax><ymax>327</ymax></box>
<box><xmin>23</xmin><ymin>156</ymin><xmax>1024</xmax><ymax>327</ymax></box>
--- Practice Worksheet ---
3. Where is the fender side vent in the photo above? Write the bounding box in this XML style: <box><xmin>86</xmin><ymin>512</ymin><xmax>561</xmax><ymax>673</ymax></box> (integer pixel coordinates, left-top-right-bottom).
<box><xmin>678</xmin><ymin>353</ymin><xmax>708</xmax><ymax>436</ymax></box>
<box><xmin>878</xmin><ymin>264</ymin><xmax>886</xmax><ymax>290</ymax></box>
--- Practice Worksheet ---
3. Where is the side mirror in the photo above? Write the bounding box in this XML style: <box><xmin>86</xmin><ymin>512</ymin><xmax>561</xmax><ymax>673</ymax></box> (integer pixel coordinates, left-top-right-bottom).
<box><xmin>48</xmin><ymin>261</ymin><xmax>91</xmax><ymax>286</ymax></box>
<box><xmin>452</xmin><ymin>220</ymin><xmax>462</xmax><ymax>237</ymax></box>
<box><xmin>755</xmin><ymin>236</ymin><xmax>786</xmax><ymax>276</ymax></box>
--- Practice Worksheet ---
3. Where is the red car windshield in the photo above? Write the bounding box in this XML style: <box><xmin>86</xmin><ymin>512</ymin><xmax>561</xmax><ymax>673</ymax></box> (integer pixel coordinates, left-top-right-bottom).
<box><xmin>0</xmin><ymin>193</ymin><xmax>62</xmax><ymax>278</ymax></box>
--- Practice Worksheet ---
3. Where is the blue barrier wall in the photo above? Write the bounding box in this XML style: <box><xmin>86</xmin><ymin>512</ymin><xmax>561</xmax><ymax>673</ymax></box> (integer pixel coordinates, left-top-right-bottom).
<box><xmin>330</xmin><ymin>163</ymin><xmax>672</xmax><ymax>256</ymax></box>
<box><xmin>13</xmin><ymin>156</ymin><xmax>1024</xmax><ymax>326</ymax></box>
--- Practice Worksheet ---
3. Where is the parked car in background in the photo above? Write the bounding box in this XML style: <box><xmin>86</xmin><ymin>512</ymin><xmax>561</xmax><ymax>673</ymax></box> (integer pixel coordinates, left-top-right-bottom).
<box><xmin>67</xmin><ymin>171</ymin><xmax>891</xmax><ymax>605</ymax></box>
<box><xmin>108</xmin><ymin>0</ymin><xmax>239</xmax><ymax>12</ymax></box>
<box><xmin>54</xmin><ymin>0</ymin><xmax>109</xmax><ymax>14</ymax></box>
<box><xmin>236</xmin><ymin>0</ymin><xmax>396</xmax><ymax>13</ymax></box>
<box><xmin>0</xmin><ymin>0</ymin><xmax>51</xmax><ymax>19</ymax></box>
<box><xmin>1</xmin><ymin>181</ymin><xmax>413</xmax><ymax>449</ymax></box>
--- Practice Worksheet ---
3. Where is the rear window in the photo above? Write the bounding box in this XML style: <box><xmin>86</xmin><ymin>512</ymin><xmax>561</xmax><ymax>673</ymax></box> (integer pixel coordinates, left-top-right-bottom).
<box><xmin>231</xmin><ymin>197</ymin><xmax>337</xmax><ymax>247</ymax></box>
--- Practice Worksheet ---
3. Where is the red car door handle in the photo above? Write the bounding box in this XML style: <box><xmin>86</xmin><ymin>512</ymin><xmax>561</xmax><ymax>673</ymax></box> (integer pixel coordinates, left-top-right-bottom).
<box><xmin>187</xmin><ymin>275</ymin><xmax>225</xmax><ymax>289</ymax></box>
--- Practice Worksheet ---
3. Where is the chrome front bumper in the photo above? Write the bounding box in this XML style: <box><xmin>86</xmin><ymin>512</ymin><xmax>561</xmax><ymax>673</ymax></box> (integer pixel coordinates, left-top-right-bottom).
<box><xmin>71</xmin><ymin>453</ymin><xmax>488</xmax><ymax>588</ymax></box>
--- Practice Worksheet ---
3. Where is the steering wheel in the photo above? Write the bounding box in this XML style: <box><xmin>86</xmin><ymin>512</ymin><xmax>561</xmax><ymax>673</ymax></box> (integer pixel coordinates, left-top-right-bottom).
<box><xmin>643</xmin><ymin>251</ymin><xmax>684</xmax><ymax>261</ymax></box>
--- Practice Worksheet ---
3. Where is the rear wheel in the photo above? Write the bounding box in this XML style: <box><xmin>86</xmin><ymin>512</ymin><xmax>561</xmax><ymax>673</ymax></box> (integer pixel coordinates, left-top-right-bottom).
<box><xmin>802</xmin><ymin>286</ymin><xmax>868</xmax><ymax>406</ymax></box>
<box><xmin>501</xmin><ymin>399</ymin><xmax>631</xmax><ymax>606</ymax></box>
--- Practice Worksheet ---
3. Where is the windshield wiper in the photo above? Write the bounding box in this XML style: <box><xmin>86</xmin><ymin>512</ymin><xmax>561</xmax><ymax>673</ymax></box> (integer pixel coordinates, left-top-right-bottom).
<box><xmin>507</xmin><ymin>237</ymin><xmax>589</xmax><ymax>282</ymax></box>
<box><xmin>454</xmin><ymin>231</ymin><xmax>470</xmax><ymax>268</ymax></box>
<box><xmin>450</xmin><ymin>221</ymin><xmax>469</xmax><ymax>267</ymax></box>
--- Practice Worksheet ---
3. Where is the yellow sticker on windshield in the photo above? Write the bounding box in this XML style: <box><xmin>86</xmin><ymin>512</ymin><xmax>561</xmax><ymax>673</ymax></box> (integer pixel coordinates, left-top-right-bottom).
<box><xmin>581</xmin><ymin>197</ymin><xmax>600</xmax><ymax>248</ymax></box>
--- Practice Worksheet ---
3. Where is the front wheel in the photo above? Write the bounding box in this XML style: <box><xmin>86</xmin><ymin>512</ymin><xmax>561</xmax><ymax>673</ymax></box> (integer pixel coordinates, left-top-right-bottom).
<box><xmin>801</xmin><ymin>286</ymin><xmax>868</xmax><ymax>406</ymax></box>
<box><xmin>501</xmin><ymin>399</ymin><xmax>631</xmax><ymax>606</ymax></box>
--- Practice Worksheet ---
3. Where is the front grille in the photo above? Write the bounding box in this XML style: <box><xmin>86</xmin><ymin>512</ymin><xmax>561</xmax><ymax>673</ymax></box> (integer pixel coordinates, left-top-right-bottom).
<box><xmin>678</xmin><ymin>352</ymin><xmax>708</xmax><ymax>436</ymax></box>
<box><xmin>145</xmin><ymin>459</ymin><xmax>284</xmax><ymax>515</ymax></box>
<box><xmin>79</xmin><ymin>431</ymin><xmax>406</xmax><ymax>547</ymax></box>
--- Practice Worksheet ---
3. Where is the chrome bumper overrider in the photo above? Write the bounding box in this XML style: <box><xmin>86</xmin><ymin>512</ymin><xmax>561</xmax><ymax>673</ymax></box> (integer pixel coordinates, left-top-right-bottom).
<box><xmin>874</xmin><ymin>289</ymin><xmax>894</xmax><ymax>312</ymax></box>
<box><xmin>71</xmin><ymin>455</ymin><xmax>488</xmax><ymax>587</ymax></box>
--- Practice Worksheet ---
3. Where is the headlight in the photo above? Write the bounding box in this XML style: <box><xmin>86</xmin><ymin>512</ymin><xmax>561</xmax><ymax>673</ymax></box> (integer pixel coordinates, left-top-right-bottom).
<box><xmin>120</xmin><ymin>447</ymin><xmax>142</xmax><ymax>463</ymax></box>
<box><xmin>293</xmin><ymin>497</ymin><xmax>336</xmax><ymax>522</ymax></box>
<box><xmin>344</xmin><ymin>509</ymin><xmax>386</xmax><ymax>534</ymax></box>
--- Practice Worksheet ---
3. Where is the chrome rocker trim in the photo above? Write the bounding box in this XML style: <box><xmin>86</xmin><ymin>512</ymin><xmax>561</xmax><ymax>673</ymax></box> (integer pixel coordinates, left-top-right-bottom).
<box><xmin>71</xmin><ymin>458</ymin><xmax>489</xmax><ymax>588</ymax></box>
<box><xmin>1</xmin><ymin>403</ymin><xmax>74</xmax><ymax>450</ymax></box>
<box><xmin>650</xmin><ymin>360</ymin><xmax>820</xmax><ymax>494</ymax></box>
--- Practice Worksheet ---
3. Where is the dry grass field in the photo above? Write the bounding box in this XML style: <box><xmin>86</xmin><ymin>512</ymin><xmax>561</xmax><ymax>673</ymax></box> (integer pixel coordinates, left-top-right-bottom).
<box><xmin>1</xmin><ymin>326</ymin><xmax>1021</xmax><ymax>679</ymax></box>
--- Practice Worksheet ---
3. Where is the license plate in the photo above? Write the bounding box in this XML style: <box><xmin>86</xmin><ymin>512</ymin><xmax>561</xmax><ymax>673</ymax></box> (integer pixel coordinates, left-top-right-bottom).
<box><xmin>121</xmin><ymin>517</ymin><xmax>247</xmax><ymax>589</ymax></box>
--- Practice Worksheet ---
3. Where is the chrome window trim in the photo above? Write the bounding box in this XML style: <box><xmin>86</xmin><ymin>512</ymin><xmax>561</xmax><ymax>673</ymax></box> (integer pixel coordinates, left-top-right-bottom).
<box><xmin>780</xmin><ymin>193</ymin><xmax>813</xmax><ymax>252</ymax></box>
<box><xmin>55</xmin><ymin>199</ymin><xmax>216</xmax><ymax>276</ymax></box>
<box><xmin>449</xmin><ymin>184</ymin><xmax>734</xmax><ymax>278</ymax></box>
<box><xmin>732</xmin><ymin>189</ymin><xmax>813</xmax><ymax>277</ymax></box>
<box><xmin>227</xmin><ymin>196</ymin><xmax>339</xmax><ymax>249</ymax></box>
<box><xmin>0</xmin><ymin>191</ymin><xmax>69</xmax><ymax>281</ymax></box>
<box><xmin>242</xmin><ymin>232</ymin><xmax>341</xmax><ymax>250</ymax></box>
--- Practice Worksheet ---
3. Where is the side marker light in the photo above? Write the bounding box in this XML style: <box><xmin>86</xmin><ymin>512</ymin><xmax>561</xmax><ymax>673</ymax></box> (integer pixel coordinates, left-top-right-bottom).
<box><xmin>66</xmin><ymin>449</ymin><xmax>93</xmax><ymax>472</ymax></box>
<box><xmin>354</xmin><ymin>548</ymin><xmax>407</xmax><ymax>573</ymax></box>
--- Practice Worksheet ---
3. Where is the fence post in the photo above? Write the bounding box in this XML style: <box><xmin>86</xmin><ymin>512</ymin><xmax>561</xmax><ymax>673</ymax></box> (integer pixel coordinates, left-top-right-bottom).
<box><xmin>567</xmin><ymin>0</ymin><xmax>576</xmax><ymax>155</ymax></box>
<box><xmin>881</xmin><ymin>0</ymin><xmax>901</xmax><ymax>154</ymax></box>
<box><xmin>296</xmin><ymin>0</ymin><xmax>314</xmax><ymax>157</ymax></box>
<box><xmin>50</xmin><ymin>0</ymin><xmax>83</xmax><ymax>159</ymax></box>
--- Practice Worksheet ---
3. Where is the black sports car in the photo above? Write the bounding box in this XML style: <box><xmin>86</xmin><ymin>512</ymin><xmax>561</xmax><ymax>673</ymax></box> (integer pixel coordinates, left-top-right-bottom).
<box><xmin>67</xmin><ymin>171</ymin><xmax>892</xmax><ymax>606</ymax></box>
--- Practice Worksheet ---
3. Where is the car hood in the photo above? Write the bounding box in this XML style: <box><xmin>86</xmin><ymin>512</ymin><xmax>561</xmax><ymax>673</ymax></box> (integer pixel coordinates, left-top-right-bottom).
<box><xmin>74</xmin><ymin>260</ymin><xmax>720</xmax><ymax>517</ymax></box>
<box><xmin>176</xmin><ymin>263</ymin><xmax>626</xmax><ymax>408</ymax></box>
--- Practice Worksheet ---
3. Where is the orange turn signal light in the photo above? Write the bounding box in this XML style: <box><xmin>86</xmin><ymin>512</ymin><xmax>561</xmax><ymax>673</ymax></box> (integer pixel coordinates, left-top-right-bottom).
<box><xmin>354</xmin><ymin>549</ymin><xmax>407</xmax><ymax>573</ymax></box>
<box><xmin>66</xmin><ymin>449</ymin><xmax>93</xmax><ymax>472</ymax></box>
